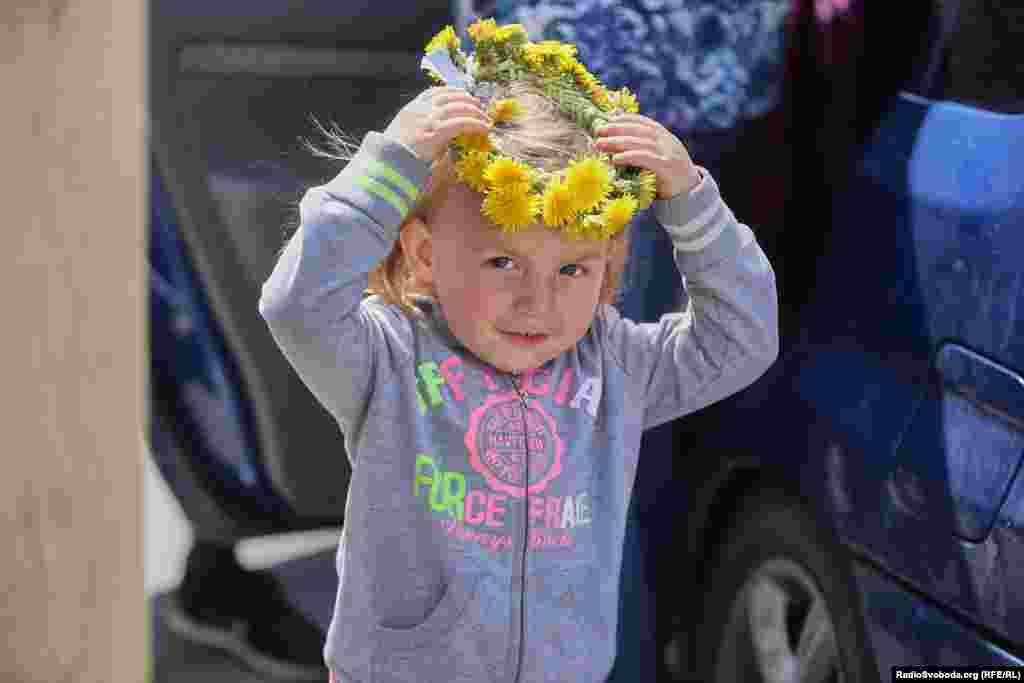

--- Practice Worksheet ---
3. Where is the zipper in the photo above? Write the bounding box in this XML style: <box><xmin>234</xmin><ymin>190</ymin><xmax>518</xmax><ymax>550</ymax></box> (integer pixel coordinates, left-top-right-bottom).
<box><xmin>511</xmin><ymin>372</ymin><xmax>530</xmax><ymax>404</ymax></box>
<box><xmin>509</xmin><ymin>372</ymin><xmax>529</xmax><ymax>683</ymax></box>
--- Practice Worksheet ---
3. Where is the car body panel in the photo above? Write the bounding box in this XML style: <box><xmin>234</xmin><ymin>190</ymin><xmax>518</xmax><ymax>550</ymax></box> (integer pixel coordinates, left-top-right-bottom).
<box><xmin>704</xmin><ymin>90</ymin><xmax>1024</xmax><ymax>663</ymax></box>
<box><xmin>812</xmin><ymin>92</ymin><xmax>1024</xmax><ymax>650</ymax></box>
<box><xmin>854</xmin><ymin>560</ymin><xmax>1024</xmax><ymax>669</ymax></box>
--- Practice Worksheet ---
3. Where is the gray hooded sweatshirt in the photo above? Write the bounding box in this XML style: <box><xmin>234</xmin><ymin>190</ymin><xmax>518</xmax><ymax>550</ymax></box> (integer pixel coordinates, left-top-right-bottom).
<box><xmin>259</xmin><ymin>131</ymin><xmax>778</xmax><ymax>682</ymax></box>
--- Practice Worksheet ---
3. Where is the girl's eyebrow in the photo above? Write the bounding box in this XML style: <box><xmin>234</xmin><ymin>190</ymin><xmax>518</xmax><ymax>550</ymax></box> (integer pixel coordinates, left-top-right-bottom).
<box><xmin>475</xmin><ymin>241</ymin><xmax>605</xmax><ymax>262</ymax></box>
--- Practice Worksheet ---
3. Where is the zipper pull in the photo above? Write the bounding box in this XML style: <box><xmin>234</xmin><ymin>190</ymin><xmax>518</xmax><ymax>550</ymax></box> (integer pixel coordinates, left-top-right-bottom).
<box><xmin>511</xmin><ymin>373</ymin><xmax>528</xmax><ymax>403</ymax></box>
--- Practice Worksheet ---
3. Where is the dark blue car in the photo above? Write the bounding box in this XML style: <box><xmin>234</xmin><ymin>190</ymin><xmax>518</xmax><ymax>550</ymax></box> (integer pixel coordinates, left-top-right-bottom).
<box><xmin>148</xmin><ymin>0</ymin><xmax>1023</xmax><ymax>680</ymax></box>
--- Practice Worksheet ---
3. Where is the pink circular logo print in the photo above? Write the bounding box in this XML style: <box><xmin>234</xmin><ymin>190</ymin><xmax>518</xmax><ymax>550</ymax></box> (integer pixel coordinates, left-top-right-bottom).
<box><xmin>465</xmin><ymin>393</ymin><xmax>564</xmax><ymax>498</ymax></box>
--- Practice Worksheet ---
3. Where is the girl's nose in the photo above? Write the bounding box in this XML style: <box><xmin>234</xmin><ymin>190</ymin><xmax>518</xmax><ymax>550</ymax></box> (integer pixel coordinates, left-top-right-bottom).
<box><xmin>513</xmin><ymin>273</ymin><xmax>556</xmax><ymax>315</ymax></box>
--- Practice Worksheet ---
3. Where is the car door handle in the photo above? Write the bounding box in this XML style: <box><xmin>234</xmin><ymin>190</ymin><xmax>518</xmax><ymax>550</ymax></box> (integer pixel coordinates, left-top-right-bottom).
<box><xmin>935</xmin><ymin>343</ymin><xmax>1024</xmax><ymax>430</ymax></box>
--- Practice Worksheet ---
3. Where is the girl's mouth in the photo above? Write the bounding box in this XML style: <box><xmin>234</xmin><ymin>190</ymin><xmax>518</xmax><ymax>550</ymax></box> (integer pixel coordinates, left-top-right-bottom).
<box><xmin>502</xmin><ymin>331</ymin><xmax>549</xmax><ymax>345</ymax></box>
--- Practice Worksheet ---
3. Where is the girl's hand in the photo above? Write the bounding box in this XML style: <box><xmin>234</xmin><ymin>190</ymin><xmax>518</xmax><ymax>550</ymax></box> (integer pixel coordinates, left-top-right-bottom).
<box><xmin>383</xmin><ymin>86</ymin><xmax>492</xmax><ymax>163</ymax></box>
<box><xmin>594</xmin><ymin>114</ymin><xmax>702</xmax><ymax>199</ymax></box>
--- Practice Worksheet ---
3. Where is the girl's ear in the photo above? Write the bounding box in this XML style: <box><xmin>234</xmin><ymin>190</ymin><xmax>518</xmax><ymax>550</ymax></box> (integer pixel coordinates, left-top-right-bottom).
<box><xmin>399</xmin><ymin>216</ymin><xmax>434</xmax><ymax>289</ymax></box>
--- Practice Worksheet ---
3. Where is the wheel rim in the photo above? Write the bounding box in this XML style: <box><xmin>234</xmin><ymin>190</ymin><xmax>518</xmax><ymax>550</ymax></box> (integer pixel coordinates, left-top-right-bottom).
<box><xmin>716</xmin><ymin>558</ymin><xmax>842</xmax><ymax>683</ymax></box>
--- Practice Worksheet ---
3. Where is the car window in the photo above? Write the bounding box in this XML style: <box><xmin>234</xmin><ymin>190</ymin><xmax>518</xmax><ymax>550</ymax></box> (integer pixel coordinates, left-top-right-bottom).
<box><xmin>938</xmin><ymin>0</ymin><xmax>1023</xmax><ymax>112</ymax></box>
<box><xmin>173</xmin><ymin>58</ymin><xmax>426</xmax><ymax>290</ymax></box>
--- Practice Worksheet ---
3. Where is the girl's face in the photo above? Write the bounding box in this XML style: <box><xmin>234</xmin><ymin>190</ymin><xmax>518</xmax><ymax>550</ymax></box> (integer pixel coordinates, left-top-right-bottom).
<box><xmin>410</xmin><ymin>182</ymin><xmax>610</xmax><ymax>375</ymax></box>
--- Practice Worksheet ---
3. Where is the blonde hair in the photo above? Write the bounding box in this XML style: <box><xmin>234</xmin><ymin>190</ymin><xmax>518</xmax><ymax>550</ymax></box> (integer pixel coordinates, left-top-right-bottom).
<box><xmin>318</xmin><ymin>82</ymin><xmax>632</xmax><ymax>319</ymax></box>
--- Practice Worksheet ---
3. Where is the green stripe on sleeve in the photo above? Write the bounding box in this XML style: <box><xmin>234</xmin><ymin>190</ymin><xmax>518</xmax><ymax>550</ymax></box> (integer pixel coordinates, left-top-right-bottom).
<box><xmin>354</xmin><ymin>175</ymin><xmax>410</xmax><ymax>218</ymax></box>
<box><xmin>366</xmin><ymin>159</ymin><xmax>419</xmax><ymax>203</ymax></box>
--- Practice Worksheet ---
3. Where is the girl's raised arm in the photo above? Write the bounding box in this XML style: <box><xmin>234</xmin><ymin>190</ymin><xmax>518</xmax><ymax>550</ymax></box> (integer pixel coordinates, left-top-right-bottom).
<box><xmin>258</xmin><ymin>88</ymin><xmax>490</xmax><ymax>439</ymax></box>
<box><xmin>601</xmin><ymin>169</ymin><xmax>780</xmax><ymax>431</ymax></box>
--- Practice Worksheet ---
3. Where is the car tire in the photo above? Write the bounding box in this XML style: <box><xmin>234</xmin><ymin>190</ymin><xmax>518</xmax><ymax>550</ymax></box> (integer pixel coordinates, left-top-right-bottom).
<box><xmin>696</xmin><ymin>486</ymin><xmax>878</xmax><ymax>683</ymax></box>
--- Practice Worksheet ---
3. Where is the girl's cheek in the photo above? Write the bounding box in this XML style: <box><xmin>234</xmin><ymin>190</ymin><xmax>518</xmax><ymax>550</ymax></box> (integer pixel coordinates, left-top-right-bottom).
<box><xmin>476</xmin><ymin>272</ymin><xmax>513</xmax><ymax>296</ymax></box>
<box><xmin>458</xmin><ymin>275</ymin><xmax>493</xmax><ymax>305</ymax></box>
<box><xmin>477</xmin><ymin>283</ymin><xmax>515</xmax><ymax>317</ymax></box>
<box><xmin>474</xmin><ymin>287</ymin><xmax>502</xmax><ymax>314</ymax></box>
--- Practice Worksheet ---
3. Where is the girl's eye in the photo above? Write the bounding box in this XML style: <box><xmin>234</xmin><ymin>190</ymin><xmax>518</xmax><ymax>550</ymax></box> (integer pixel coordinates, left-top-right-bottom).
<box><xmin>486</xmin><ymin>257</ymin><xmax>587</xmax><ymax>277</ymax></box>
<box><xmin>488</xmin><ymin>256</ymin><xmax>516</xmax><ymax>270</ymax></box>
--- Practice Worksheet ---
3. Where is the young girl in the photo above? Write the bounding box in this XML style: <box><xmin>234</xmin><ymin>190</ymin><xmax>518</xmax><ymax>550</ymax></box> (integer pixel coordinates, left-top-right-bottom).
<box><xmin>260</xmin><ymin>22</ymin><xmax>778</xmax><ymax>683</ymax></box>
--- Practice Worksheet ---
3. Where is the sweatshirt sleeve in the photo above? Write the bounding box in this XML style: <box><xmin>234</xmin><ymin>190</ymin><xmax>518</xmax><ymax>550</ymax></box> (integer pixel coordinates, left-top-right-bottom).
<box><xmin>601</xmin><ymin>168</ymin><xmax>780</xmax><ymax>431</ymax></box>
<box><xmin>258</xmin><ymin>132</ymin><xmax>429</xmax><ymax>436</ymax></box>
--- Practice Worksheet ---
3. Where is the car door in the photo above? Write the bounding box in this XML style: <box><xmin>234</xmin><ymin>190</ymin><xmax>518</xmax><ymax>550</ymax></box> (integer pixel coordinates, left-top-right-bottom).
<box><xmin>150</xmin><ymin>0</ymin><xmax>452</xmax><ymax>519</ymax></box>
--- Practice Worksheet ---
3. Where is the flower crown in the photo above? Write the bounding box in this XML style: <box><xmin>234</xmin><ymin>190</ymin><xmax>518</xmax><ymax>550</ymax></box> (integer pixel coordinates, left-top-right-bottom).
<box><xmin>421</xmin><ymin>20</ymin><xmax>657</xmax><ymax>241</ymax></box>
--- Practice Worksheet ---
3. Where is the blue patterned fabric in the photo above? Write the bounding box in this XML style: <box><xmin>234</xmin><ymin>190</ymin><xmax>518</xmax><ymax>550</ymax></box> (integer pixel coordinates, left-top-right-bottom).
<box><xmin>460</xmin><ymin>0</ymin><xmax>790</xmax><ymax>133</ymax></box>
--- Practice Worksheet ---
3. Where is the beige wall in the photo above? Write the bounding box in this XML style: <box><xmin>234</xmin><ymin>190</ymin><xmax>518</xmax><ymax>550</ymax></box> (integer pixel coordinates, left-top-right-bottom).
<box><xmin>0</xmin><ymin>1</ymin><xmax>146</xmax><ymax>682</ymax></box>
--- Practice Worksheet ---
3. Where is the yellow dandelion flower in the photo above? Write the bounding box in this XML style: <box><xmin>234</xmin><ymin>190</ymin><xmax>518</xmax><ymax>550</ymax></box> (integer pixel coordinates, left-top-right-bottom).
<box><xmin>489</xmin><ymin>98</ymin><xmax>522</xmax><ymax>124</ymax></box>
<box><xmin>453</xmin><ymin>132</ymin><xmax>491</xmax><ymax>154</ymax></box>
<box><xmin>576</xmin><ymin>73</ymin><xmax>612</xmax><ymax>110</ymax></box>
<box><xmin>540</xmin><ymin>179</ymin><xmax>577</xmax><ymax>227</ymax></box>
<box><xmin>559</xmin><ymin>56</ymin><xmax>582</xmax><ymax>75</ymax></box>
<box><xmin>580</xmin><ymin>215</ymin><xmax>610</xmax><ymax>240</ymax></box>
<box><xmin>467</xmin><ymin>18</ymin><xmax>498</xmax><ymax>42</ymax></box>
<box><xmin>482</xmin><ymin>184</ymin><xmax>537</xmax><ymax>232</ymax></box>
<box><xmin>494</xmin><ymin>23</ymin><xmax>527</xmax><ymax>44</ymax></box>
<box><xmin>572</xmin><ymin>62</ymin><xmax>598</xmax><ymax>89</ymax></box>
<box><xmin>455</xmin><ymin>150</ymin><xmax>491</xmax><ymax>193</ymax></box>
<box><xmin>425</xmin><ymin>25</ymin><xmax>460</xmax><ymax>55</ymax></box>
<box><xmin>523</xmin><ymin>40</ymin><xmax>576</xmax><ymax>66</ymax></box>
<box><xmin>483</xmin><ymin>156</ymin><xmax>533</xmax><ymax>191</ymax></box>
<box><xmin>611</xmin><ymin>87</ymin><xmax>640</xmax><ymax>114</ymax></box>
<box><xmin>600</xmin><ymin>194</ymin><xmax>639</xmax><ymax>235</ymax></box>
<box><xmin>589</xmin><ymin>84</ymin><xmax>613</xmax><ymax>110</ymax></box>
<box><xmin>634</xmin><ymin>170</ymin><xmax>658</xmax><ymax>209</ymax></box>
<box><xmin>552</xmin><ymin>41</ymin><xmax>577</xmax><ymax>59</ymax></box>
<box><xmin>565</xmin><ymin>157</ymin><xmax>614</xmax><ymax>213</ymax></box>
<box><xmin>521</xmin><ymin>43</ymin><xmax>545</xmax><ymax>68</ymax></box>
<box><xmin>563</xmin><ymin>217</ymin><xmax>589</xmax><ymax>241</ymax></box>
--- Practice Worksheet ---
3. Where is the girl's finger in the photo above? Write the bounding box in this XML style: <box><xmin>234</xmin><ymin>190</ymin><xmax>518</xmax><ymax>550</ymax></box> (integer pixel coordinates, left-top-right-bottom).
<box><xmin>607</xmin><ymin>148</ymin><xmax>666</xmax><ymax>170</ymax></box>
<box><xmin>427</xmin><ymin>85</ymin><xmax>469</xmax><ymax>97</ymax></box>
<box><xmin>437</xmin><ymin>101</ymin><xmax>491</xmax><ymax>122</ymax></box>
<box><xmin>595</xmin><ymin>122</ymin><xmax>656</xmax><ymax>140</ymax></box>
<box><xmin>420</xmin><ymin>87</ymin><xmax>464</xmax><ymax>107</ymax></box>
<box><xmin>434</xmin><ymin>116</ymin><xmax>492</xmax><ymax>140</ymax></box>
<box><xmin>432</xmin><ymin>89</ymin><xmax>485</xmax><ymax>109</ymax></box>
<box><xmin>607</xmin><ymin>113</ymin><xmax>661</xmax><ymax>130</ymax></box>
<box><xmin>594</xmin><ymin>135</ymin><xmax>659</xmax><ymax>155</ymax></box>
